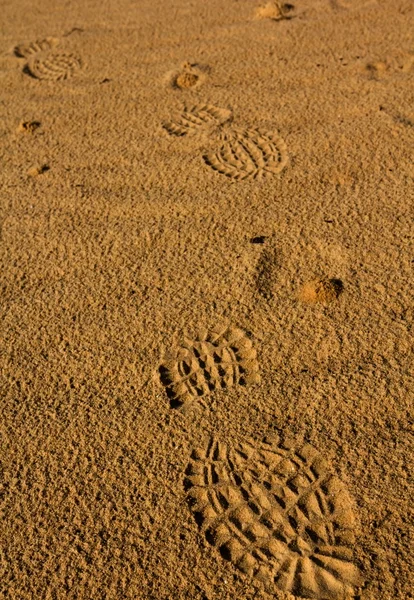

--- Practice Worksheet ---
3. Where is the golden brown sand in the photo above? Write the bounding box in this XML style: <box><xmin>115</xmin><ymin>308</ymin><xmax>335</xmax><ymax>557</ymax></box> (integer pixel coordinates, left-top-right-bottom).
<box><xmin>1</xmin><ymin>0</ymin><xmax>413</xmax><ymax>599</ymax></box>
<box><xmin>298</xmin><ymin>278</ymin><xmax>344</xmax><ymax>304</ymax></box>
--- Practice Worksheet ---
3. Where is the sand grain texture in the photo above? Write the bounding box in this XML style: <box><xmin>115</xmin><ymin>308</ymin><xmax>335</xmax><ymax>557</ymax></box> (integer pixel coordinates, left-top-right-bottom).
<box><xmin>1</xmin><ymin>0</ymin><xmax>413</xmax><ymax>599</ymax></box>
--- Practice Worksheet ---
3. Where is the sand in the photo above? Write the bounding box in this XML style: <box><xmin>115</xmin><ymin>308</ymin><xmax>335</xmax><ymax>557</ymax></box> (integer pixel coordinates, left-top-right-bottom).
<box><xmin>0</xmin><ymin>0</ymin><xmax>413</xmax><ymax>598</ymax></box>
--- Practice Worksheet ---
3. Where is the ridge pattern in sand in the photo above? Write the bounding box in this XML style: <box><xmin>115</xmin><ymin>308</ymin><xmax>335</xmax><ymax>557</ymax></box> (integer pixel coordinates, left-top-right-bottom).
<box><xmin>26</xmin><ymin>52</ymin><xmax>83</xmax><ymax>81</ymax></box>
<box><xmin>185</xmin><ymin>436</ymin><xmax>362</xmax><ymax>599</ymax></box>
<box><xmin>204</xmin><ymin>127</ymin><xmax>288</xmax><ymax>180</ymax></box>
<box><xmin>159</xmin><ymin>326</ymin><xmax>260</xmax><ymax>407</ymax></box>
<box><xmin>14</xmin><ymin>37</ymin><xmax>58</xmax><ymax>58</ymax></box>
<box><xmin>163</xmin><ymin>104</ymin><xmax>232</xmax><ymax>136</ymax></box>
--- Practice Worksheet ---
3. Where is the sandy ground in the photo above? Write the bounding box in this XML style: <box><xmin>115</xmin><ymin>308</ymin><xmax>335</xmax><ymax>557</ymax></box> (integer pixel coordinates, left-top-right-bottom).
<box><xmin>1</xmin><ymin>1</ymin><xmax>413</xmax><ymax>599</ymax></box>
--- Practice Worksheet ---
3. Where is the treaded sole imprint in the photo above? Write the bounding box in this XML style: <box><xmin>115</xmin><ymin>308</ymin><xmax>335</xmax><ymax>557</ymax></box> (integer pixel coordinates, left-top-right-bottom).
<box><xmin>14</xmin><ymin>37</ymin><xmax>58</xmax><ymax>58</ymax></box>
<box><xmin>204</xmin><ymin>127</ymin><xmax>288</xmax><ymax>180</ymax></box>
<box><xmin>163</xmin><ymin>104</ymin><xmax>232</xmax><ymax>137</ymax></box>
<box><xmin>185</xmin><ymin>436</ymin><xmax>363</xmax><ymax>599</ymax></box>
<box><xmin>26</xmin><ymin>52</ymin><xmax>83</xmax><ymax>80</ymax></box>
<box><xmin>159</xmin><ymin>325</ymin><xmax>260</xmax><ymax>407</ymax></box>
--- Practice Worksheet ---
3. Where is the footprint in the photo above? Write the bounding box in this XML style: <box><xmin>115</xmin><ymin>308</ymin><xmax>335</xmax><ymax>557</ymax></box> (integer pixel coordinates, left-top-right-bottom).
<box><xmin>254</xmin><ymin>241</ymin><xmax>280</xmax><ymax>300</ymax></box>
<box><xmin>27</xmin><ymin>164</ymin><xmax>50</xmax><ymax>176</ymax></box>
<box><xmin>167</xmin><ymin>62</ymin><xmax>208</xmax><ymax>90</ymax></box>
<box><xmin>14</xmin><ymin>37</ymin><xmax>58</xmax><ymax>58</ymax></box>
<box><xmin>159</xmin><ymin>325</ymin><xmax>260</xmax><ymax>408</ymax></box>
<box><xmin>365</xmin><ymin>52</ymin><xmax>414</xmax><ymax>80</ymax></box>
<box><xmin>298</xmin><ymin>278</ymin><xmax>344</xmax><ymax>305</ymax></box>
<box><xmin>203</xmin><ymin>127</ymin><xmax>288</xmax><ymax>181</ymax></box>
<box><xmin>365</xmin><ymin>60</ymin><xmax>390</xmax><ymax>81</ymax></box>
<box><xmin>162</xmin><ymin>109</ymin><xmax>288</xmax><ymax>181</ymax></box>
<box><xmin>17</xmin><ymin>120</ymin><xmax>41</xmax><ymax>133</ymax></box>
<box><xmin>185</xmin><ymin>435</ymin><xmax>363</xmax><ymax>599</ymax></box>
<box><xmin>163</xmin><ymin>104</ymin><xmax>232</xmax><ymax>137</ymax></box>
<box><xmin>255</xmin><ymin>1</ymin><xmax>296</xmax><ymax>21</ymax></box>
<box><xmin>381</xmin><ymin>106</ymin><xmax>414</xmax><ymax>129</ymax></box>
<box><xmin>25</xmin><ymin>52</ymin><xmax>83</xmax><ymax>81</ymax></box>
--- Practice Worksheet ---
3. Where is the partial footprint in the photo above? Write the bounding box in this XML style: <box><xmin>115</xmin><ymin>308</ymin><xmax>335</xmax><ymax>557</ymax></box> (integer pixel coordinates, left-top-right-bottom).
<box><xmin>204</xmin><ymin>128</ymin><xmax>288</xmax><ymax>181</ymax></box>
<box><xmin>185</xmin><ymin>435</ymin><xmax>363</xmax><ymax>599</ymax></box>
<box><xmin>365</xmin><ymin>52</ymin><xmax>414</xmax><ymax>80</ymax></box>
<box><xmin>254</xmin><ymin>241</ymin><xmax>280</xmax><ymax>300</ymax></box>
<box><xmin>17</xmin><ymin>120</ymin><xmax>41</xmax><ymax>133</ymax></box>
<box><xmin>167</xmin><ymin>61</ymin><xmax>209</xmax><ymax>90</ymax></box>
<box><xmin>159</xmin><ymin>325</ymin><xmax>260</xmax><ymax>408</ymax></box>
<box><xmin>25</xmin><ymin>52</ymin><xmax>83</xmax><ymax>81</ymax></box>
<box><xmin>365</xmin><ymin>60</ymin><xmax>390</xmax><ymax>81</ymax></box>
<box><xmin>27</xmin><ymin>164</ymin><xmax>50</xmax><ymax>176</ymax></box>
<box><xmin>255</xmin><ymin>1</ymin><xmax>296</xmax><ymax>21</ymax></box>
<box><xmin>14</xmin><ymin>37</ymin><xmax>58</xmax><ymax>58</ymax></box>
<box><xmin>298</xmin><ymin>278</ymin><xmax>344</xmax><ymax>305</ymax></box>
<box><xmin>163</xmin><ymin>104</ymin><xmax>232</xmax><ymax>137</ymax></box>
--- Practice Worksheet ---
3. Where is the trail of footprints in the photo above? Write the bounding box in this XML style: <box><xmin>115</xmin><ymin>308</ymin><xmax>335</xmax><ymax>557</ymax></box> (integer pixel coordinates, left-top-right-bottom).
<box><xmin>15</xmin><ymin>36</ymin><xmax>83</xmax><ymax>81</ymax></box>
<box><xmin>159</xmin><ymin>325</ymin><xmax>260</xmax><ymax>408</ymax></box>
<box><xmin>185</xmin><ymin>436</ymin><xmax>362</xmax><ymax>599</ymax></box>
<box><xmin>14</xmin><ymin>21</ymin><xmax>363</xmax><ymax>600</ymax></box>
<box><xmin>158</xmin><ymin>326</ymin><xmax>362</xmax><ymax>597</ymax></box>
<box><xmin>163</xmin><ymin>105</ymin><xmax>288</xmax><ymax>181</ymax></box>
